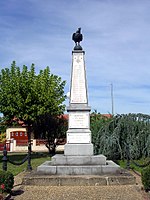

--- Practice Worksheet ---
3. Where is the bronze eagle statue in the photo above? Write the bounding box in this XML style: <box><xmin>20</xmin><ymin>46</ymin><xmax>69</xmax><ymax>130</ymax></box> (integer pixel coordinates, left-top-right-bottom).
<box><xmin>72</xmin><ymin>28</ymin><xmax>83</xmax><ymax>50</ymax></box>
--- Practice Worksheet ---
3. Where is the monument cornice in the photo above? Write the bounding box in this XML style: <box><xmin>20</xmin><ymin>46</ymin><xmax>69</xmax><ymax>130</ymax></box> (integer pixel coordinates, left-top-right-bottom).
<box><xmin>72</xmin><ymin>50</ymin><xmax>85</xmax><ymax>54</ymax></box>
<box><xmin>67</xmin><ymin>105</ymin><xmax>91</xmax><ymax>112</ymax></box>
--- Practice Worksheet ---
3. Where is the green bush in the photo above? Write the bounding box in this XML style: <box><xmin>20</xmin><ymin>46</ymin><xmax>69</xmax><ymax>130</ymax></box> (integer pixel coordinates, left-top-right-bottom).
<box><xmin>0</xmin><ymin>170</ymin><xmax>14</xmax><ymax>193</ymax></box>
<box><xmin>141</xmin><ymin>166</ymin><xmax>150</xmax><ymax>192</ymax></box>
<box><xmin>92</xmin><ymin>113</ymin><xmax>150</xmax><ymax>160</ymax></box>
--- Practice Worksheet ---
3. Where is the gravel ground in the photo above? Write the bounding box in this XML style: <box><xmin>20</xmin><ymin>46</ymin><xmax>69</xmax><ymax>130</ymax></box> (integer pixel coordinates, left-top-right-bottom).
<box><xmin>11</xmin><ymin>185</ymin><xmax>148</xmax><ymax>200</ymax></box>
<box><xmin>9</xmin><ymin>171</ymin><xmax>150</xmax><ymax>200</ymax></box>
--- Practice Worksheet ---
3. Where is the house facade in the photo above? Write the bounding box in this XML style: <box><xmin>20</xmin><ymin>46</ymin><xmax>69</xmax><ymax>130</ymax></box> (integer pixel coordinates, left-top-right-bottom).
<box><xmin>6</xmin><ymin>127</ymin><xmax>27</xmax><ymax>140</ymax></box>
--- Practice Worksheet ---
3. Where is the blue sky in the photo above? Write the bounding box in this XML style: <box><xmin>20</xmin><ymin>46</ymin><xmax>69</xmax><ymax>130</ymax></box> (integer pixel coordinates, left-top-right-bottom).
<box><xmin>0</xmin><ymin>0</ymin><xmax>150</xmax><ymax>115</ymax></box>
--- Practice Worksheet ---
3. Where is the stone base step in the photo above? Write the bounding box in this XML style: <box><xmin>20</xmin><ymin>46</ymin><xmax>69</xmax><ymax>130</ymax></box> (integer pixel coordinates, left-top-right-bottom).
<box><xmin>51</xmin><ymin>154</ymin><xmax>106</xmax><ymax>165</ymax></box>
<box><xmin>22</xmin><ymin>171</ymin><xmax>136</xmax><ymax>186</ymax></box>
<box><xmin>37</xmin><ymin>160</ymin><xmax>120</xmax><ymax>175</ymax></box>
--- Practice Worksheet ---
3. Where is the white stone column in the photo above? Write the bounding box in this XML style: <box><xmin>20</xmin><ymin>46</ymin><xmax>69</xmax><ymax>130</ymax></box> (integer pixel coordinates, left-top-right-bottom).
<box><xmin>13</xmin><ymin>140</ymin><xmax>16</xmax><ymax>152</ymax></box>
<box><xmin>32</xmin><ymin>139</ymin><xmax>36</xmax><ymax>151</ymax></box>
<box><xmin>10</xmin><ymin>139</ymin><xmax>14</xmax><ymax>152</ymax></box>
<box><xmin>64</xmin><ymin>50</ymin><xmax>93</xmax><ymax>156</ymax></box>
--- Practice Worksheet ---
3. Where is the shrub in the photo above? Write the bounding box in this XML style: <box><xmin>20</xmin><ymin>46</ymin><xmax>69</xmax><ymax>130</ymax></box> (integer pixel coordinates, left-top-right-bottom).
<box><xmin>92</xmin><ymin>113</ymin><xmax>150</xmax><ymax>160</ymax></box>
<box><xmin>0</xmin><ymin>171</ymin><xmax>14</xmax><ymax>193</ymax></box>
<box><xmin>141</xmin><ymin>166</ymin><xmax>150</xmax><ymax>192</ymax></box>
<box><xmin>0</xmin><ymin>132</ymin><xmax>6</xmax><ymax>143</ymax></box>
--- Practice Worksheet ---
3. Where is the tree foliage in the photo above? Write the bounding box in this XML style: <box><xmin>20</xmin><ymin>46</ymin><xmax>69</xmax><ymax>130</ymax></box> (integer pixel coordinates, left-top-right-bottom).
<box><xmin>0</xmin><ymin>61</ymin><xmax>66</xmax><ymax>125</ymax></box>
<box><xmin>0</xmin><ymin>61</ymin><xmax>66</xmax><ymax>143</ymax></box>
<box><xmin>141</xmin><ymin>165</ymin><xmax>150</xmax><ymax>192</ymax></box>
<box><xmin>90</xmin><ymin>110</ymin><xmax>112</xmax><ymax>150</ymax></box>
<box><xmin>0</xmin><ymin>116</ymin><xmax>7</xmax><ymax>134</ymax></box>
<box><xmin>91</xmin><ymin>113</ymin><xmax>150</xmax><ymax>160</ymax></box>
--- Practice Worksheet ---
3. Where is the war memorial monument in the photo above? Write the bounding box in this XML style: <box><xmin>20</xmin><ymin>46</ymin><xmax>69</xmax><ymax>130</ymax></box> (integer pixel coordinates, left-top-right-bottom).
<box><xmin>23</xmin><ymin>28</ymin><xmax>135</xmax><ymax>186</ymax></box>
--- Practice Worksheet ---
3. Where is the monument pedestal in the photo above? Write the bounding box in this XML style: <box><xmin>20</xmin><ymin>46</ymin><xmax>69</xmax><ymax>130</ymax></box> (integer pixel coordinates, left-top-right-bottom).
<box><xmin>37</xmin><ymin>48</ymin><xmax>121</xmax><ymax>176</ymax></box>
<box><xmin>64</xmin><ymin>144</ymin><xmax>93</xmax><ymax>156</ymax></box>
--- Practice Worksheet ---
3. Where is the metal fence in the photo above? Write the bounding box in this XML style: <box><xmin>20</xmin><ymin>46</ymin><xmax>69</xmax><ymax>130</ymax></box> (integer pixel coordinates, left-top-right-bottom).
<box><xmin>2</xmin><ymin>142</ymin><xmax>32</xmax><ymax>171</ymax></box>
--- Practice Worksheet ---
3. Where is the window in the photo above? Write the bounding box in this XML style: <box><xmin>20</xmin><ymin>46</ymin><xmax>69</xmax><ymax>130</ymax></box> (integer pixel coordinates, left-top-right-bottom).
<box><xmin>20</xmin><ymin>132</ymin><xmax>22</xmax><ymax>136</ymax></box>
<box><xmin>16</xmin><ymin>132</ymin><xmax>18</xmax><ymax>136</ymax></box>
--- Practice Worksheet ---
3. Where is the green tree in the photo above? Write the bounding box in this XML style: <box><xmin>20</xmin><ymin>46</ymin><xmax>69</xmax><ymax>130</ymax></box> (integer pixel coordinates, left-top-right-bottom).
<box><xmin>0</xmin><ymin>61</ymin><xmax>66</xmax><ymax>158</ymax></box>
<box><xmin>90</xmin><ymin>110</ymin><xmax>112</xmax><ymax>154</ymax></box>
<box><xmin>92</xmin><ymin>113</ymin><xmax>150</xmax><ymax>160</ymax></box>
<box><xmin>0</xmin><ymin>116</ymin><xmax>7</xmax><ymax>134</ymax></box>
<box><xmin>33</xmin><ymin>114</ymin><xmax>67</xmax><ymax>155</ymax></box>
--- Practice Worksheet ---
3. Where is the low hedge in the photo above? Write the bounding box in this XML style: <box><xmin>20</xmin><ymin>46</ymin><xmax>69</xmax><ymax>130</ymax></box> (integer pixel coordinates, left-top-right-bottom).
<box><xmin>0</xmin><ymin>170</ymin><xmax>14</xmax><ymax>193</ymax></box>
<box><xmin>141</xmin><ymin>166</ymin><xmax>150</xmax><ymax>192</ymax></box>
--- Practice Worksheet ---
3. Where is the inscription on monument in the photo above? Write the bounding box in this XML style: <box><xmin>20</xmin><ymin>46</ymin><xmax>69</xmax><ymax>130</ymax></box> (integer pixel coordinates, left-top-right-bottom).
<box><xmin>69</xmin><ymin>112</ymin><xmax>89</xmax><ymax>129</ymax></box>
<box><xmin>70</xmin><ymin>53</ymin><xmax>87</xmax><ymax>103</ymax></box>
<box><xmin>67</xmin><ymin>133</ymin><xmax>91</xmax><ymax>143</ymax></box>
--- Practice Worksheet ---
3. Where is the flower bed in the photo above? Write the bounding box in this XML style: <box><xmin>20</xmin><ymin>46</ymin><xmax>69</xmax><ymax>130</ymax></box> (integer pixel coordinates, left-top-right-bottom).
<box><xmin>0</xmin><ymin>171</ymin><xmax>14</xmax><ymax>199</ymax></box>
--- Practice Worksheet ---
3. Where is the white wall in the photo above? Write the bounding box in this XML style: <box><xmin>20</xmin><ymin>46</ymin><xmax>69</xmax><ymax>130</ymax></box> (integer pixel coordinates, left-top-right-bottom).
<box><xmin>6</xmin><ymin>127</ymin><xmax>27</xmax><ymax>139</ymax></box>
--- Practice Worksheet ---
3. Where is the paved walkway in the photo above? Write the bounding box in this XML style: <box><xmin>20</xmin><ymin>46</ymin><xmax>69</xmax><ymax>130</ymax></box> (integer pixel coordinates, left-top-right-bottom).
<box><xmin>9</xmin><ymin>171</ymin><xmax>150</xmax><ymax>200</ymax></box>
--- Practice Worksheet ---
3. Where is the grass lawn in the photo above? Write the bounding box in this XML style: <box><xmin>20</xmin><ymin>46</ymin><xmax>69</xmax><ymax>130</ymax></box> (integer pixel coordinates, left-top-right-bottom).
<box><xmin>118</xmin><ymin>157</ymin><xmax>150</xmax><ymax>173</ymax></box>
<box><xmin>0</xmin><ymin>151</ymin><xmax>149</xmax><ymax>176</ymax></box>
<box><xmin>0</xmin><ymin>152</ymin><xmax>51</xmax><ymax>176</ymax></box>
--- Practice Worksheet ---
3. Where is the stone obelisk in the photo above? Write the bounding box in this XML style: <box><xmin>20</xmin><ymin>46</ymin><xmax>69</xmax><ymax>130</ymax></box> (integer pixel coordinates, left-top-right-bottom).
<box><xmin>64</xmin><ymin>28</ymin><xmax>93</xmax><ymax>156</ymax></box>
<box><xmin>37</xmin><ymin>28</ymin><xmax>121</xmax><ymax>176</ymax></box>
